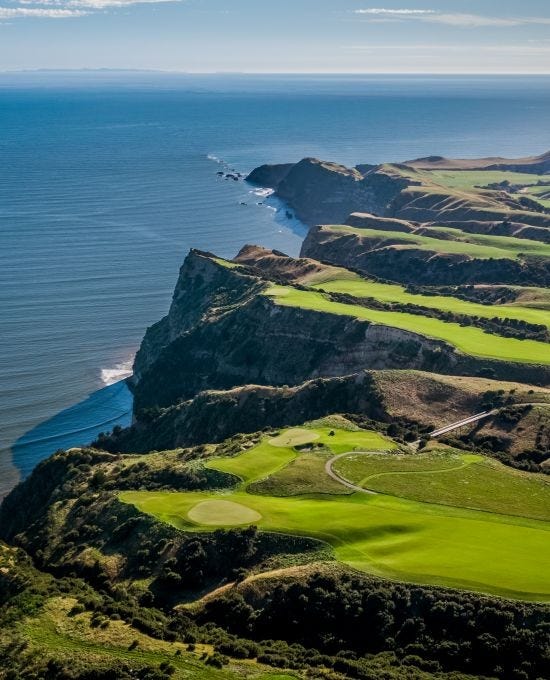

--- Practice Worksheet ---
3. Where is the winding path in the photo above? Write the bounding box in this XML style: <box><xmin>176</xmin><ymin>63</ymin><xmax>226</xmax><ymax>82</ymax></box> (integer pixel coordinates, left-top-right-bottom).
<box><xmin>325</xmin><ymin>451</ymin><xmax>382</xmax><ymax>495</ymax></box>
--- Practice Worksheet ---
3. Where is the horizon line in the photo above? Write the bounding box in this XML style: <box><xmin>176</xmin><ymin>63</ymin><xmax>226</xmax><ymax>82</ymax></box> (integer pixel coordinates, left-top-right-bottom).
<box><xmin>2</xmin><ymin>69</ymin><xmax>550</xmax><ymax>76</ymax></box>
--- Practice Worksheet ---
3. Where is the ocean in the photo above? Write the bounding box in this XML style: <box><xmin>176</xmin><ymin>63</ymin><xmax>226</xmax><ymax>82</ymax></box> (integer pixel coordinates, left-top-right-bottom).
<box><xmin>1</xmin><ymin>72</ymin><xmax>549</xmax><ymax>497</ymax></box>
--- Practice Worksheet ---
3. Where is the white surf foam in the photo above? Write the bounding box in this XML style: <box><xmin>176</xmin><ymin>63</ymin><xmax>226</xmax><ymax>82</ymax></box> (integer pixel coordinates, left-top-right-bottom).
<box><xmin>250</xmin><ymin>187</ymin><xmax>275</xmax><ymax>197</ymax></box>
<box><xmin>101</xmin><ymin>358</ymin><xmax>134</xmax><ymax>386</ymax></box>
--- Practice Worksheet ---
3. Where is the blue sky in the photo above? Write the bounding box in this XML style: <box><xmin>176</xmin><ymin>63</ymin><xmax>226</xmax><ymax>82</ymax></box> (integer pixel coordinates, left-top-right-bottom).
<box><xmin>1</xmin><ymin>0</ymin><xmax>550</xmax><ymax>72</ymax></box>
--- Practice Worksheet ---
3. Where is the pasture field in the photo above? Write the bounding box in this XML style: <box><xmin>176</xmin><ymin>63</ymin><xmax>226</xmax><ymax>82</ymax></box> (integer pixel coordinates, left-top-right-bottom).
<box><xmin>328</xmin><ymin>225</ymin><xmax>550</xmax><ymax>260</ymax></box>
<box><xmin>263</xmin><ymin>285</ymin><xmax>550</xmax><ymax>365</ymax></box>
<box><xmin>121</xmin><ymin>425</ymin><xmax>550</xmax><ymax>601</ymax></box>
<box><xmin>307</xmin><ymin>271</ymin><xmax>550</xmax><ymax>328</ymax></box>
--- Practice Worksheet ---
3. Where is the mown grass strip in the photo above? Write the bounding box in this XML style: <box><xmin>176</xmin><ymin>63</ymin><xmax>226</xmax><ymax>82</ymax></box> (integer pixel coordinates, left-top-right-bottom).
<box><xmin>264</xmin><ymin>284</ymin><xmax>550</xmax><ymax>365</ymax></box>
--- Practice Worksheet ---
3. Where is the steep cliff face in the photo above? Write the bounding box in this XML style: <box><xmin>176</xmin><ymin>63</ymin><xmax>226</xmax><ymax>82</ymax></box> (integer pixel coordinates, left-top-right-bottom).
<box><xmin>133</xmin><ymin>291</ymin><xmax>468</xmax><ymax>412</ymax></box>
<box><xmin>133</xmin><ymin>250</ymin><xmax>265</xmax><ymax>380</ymax></box>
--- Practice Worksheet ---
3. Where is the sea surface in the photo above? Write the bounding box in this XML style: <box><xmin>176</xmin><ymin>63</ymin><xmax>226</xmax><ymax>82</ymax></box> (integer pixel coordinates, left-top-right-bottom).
<box><xmin>1</xmin><ymin>72</ymin><xmax>550</xmax><ymax>496</ymax></box>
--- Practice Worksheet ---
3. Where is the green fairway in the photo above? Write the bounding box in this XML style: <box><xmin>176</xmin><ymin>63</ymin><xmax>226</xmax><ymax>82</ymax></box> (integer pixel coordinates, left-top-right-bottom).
<box><xmin>327</xmin><ymin>225</ymin><xmax>550</xmax><ymax>260</ymax></box>
<box><xmin>263</xmin><ymin>284</ymin><xmax>550</xmax><ymax>365</ymax></box>
<box><xmin>121</xmin><ymin>425</ymin><xmax>550</xmax><ymax>601</ymax></box>
<box><xmin>308</xmin><ymin>271</ymin><xmax>550</xmax><ymax>329</ymax></box>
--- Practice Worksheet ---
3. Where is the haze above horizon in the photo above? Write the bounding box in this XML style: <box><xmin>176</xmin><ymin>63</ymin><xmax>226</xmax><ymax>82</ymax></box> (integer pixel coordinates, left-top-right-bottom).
<box><xmin>1</xmin><ymin>0</ymin><xmax>550</xmax><ymax>74</ymax></box>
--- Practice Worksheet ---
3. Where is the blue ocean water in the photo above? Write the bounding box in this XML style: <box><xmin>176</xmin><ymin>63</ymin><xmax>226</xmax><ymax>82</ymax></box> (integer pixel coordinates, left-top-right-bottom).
<box><xmin>1</xmin><ymin>72</ymin><xmax>549</xmax><ymax>496</ymax></box>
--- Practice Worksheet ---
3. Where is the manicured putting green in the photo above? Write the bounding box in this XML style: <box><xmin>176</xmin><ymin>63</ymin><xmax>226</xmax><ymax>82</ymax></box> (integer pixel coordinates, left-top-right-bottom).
<box><xmin>269</xmin><ymin>428</ymin><xmax>320</xmax><ymax>447</ymax></box>
<box><xmin>188</xmin><ymin>500</ymin><xmax>262</xmax><ymax>526</ymax></box>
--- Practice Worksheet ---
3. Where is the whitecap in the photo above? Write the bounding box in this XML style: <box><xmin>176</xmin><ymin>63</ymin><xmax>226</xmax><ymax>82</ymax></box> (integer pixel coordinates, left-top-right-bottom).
<box><xmin>101</xmin><ymin>358</ymin><xmax>134</xmax><ymax>386</ymax></box>
<box><xmin>250</xmin><ymin>187</ymin><xmax>275</xmax><ymax>197</ymax></box>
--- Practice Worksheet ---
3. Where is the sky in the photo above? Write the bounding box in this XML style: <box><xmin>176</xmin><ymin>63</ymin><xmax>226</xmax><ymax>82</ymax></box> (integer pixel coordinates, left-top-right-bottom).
<box><xmin>1</xmin><ymin>0</ymin><xmax>550</xmax><ymax>73</ymax></box>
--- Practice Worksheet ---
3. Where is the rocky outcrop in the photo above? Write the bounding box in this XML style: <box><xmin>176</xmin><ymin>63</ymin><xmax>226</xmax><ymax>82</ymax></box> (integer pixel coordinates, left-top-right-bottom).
<box><xmin>234</xmin><ymin>244</ymin><xmax>328</xmax><ymax>283</ymax></box>
<box><xmin>246</xmin><ymin>162</ymin><xmax>295</xmax><ymax>188</ymax></box>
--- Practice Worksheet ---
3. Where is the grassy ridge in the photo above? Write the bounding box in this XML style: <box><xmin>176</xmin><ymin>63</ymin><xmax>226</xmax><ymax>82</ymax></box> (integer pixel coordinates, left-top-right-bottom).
<box><xmin>264</xmin><ymin>285</ymin><xmax>550</xmax><ymax>365</ymax></box>
<box><xmin>328</xmin><ymin>225</ymin><xmax>550</xmax><ymax>260</ymax></box>
<box><xmin>121</xmin><ymin>425</ymin><xmax>550</xmax><ymax>601</ymax></box>
<box><xmin>308</xmin><ymin>271</ymin><xmax>550</xmax><ymax>328</ymax></box>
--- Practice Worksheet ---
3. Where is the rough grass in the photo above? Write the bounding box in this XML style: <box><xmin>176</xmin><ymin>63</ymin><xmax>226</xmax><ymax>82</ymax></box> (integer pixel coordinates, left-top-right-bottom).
<box><xmin>121</xmin><ymin>425</ymin><xmax>550</xmax><ymax>601</ymax></box>
<box><xmin>249</xmin><ymin>451</ymin><xmax>352</xmax><ymax>497</ymax></box>
<box><xmin>308</xmin><ymin>272</ymin><xmax>550</xmax><ymax>329</ymax></box>
<box><xmin>332</xmin><ymin>450</ymin><xmax>550</xmax><ymax>521</ymax></box>
<box><xmin>327</xmin><ymin>224</ymin><xmax>550</xmax><ymax>260</ymax></box>
<box><xmin>19</xmin><ymin>596</ymin><xmax>287</xmax><ymax>679</ymax></box>
<box><xmin>264</xmin><ymin>284</ymin><xmax>550</xmax><ymax>365</ymax></box>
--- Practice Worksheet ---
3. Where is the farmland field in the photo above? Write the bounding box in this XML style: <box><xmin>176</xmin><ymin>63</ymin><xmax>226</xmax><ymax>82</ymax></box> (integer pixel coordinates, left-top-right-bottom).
<box><xmin>121</xmin><ymin>424</ymin><xmax>550</xmax><ymax>601</ymax></box>
<box><xmin>263</xmin><ymin>284</ymin><xmax>550</xmax><ymax>365</ymax></box>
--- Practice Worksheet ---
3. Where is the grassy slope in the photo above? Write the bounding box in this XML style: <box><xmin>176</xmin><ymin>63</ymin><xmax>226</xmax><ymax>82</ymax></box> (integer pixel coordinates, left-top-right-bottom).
<box><xmin>263</xmin><ymin>285</ymin><xmax>550</xmax><ymax>365</ymax></box>
<box><xmin>17</xmin><ymin>597</ymin><xmax>291</xmax><ymax>680</ymax></box>
<box><xmin>307</xmin><ymin>270</ymin><xmax>550</xmax><ymax>328</ymax></box>
<box><xmin>121</xmin><ymin>425</ymin><xmax>550</xmax><ymax>601</ymax></box>
<box><xmin>328</xmin><ymin>225</ymin><xmax>550</xmax><ymax>260</ymax></box>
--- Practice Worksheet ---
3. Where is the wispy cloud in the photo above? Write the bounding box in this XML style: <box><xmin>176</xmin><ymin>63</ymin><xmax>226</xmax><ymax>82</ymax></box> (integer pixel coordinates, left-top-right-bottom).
<box><xmin>354</xmin><ymin>8</ymin><xmax>550</xmax><ymax>28</ymax></box>
<box><xmin>19</xmin><ymin>0</ymin><xmax>180</xmax><ymax>7</ymax></box>
<box><xmin>0</xmin><ymin>0</ymin><xmax>180</xmax><ymax>20</ymax></box>
<box><xmin>355</xmin><ymin>8</ymin><xmax>435</xmax><ymax>15</ymax></box>
<box><xmin>0</xmin><ymin>6</ymin><xmax>86</xmax><ymax>17</ymax></box>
